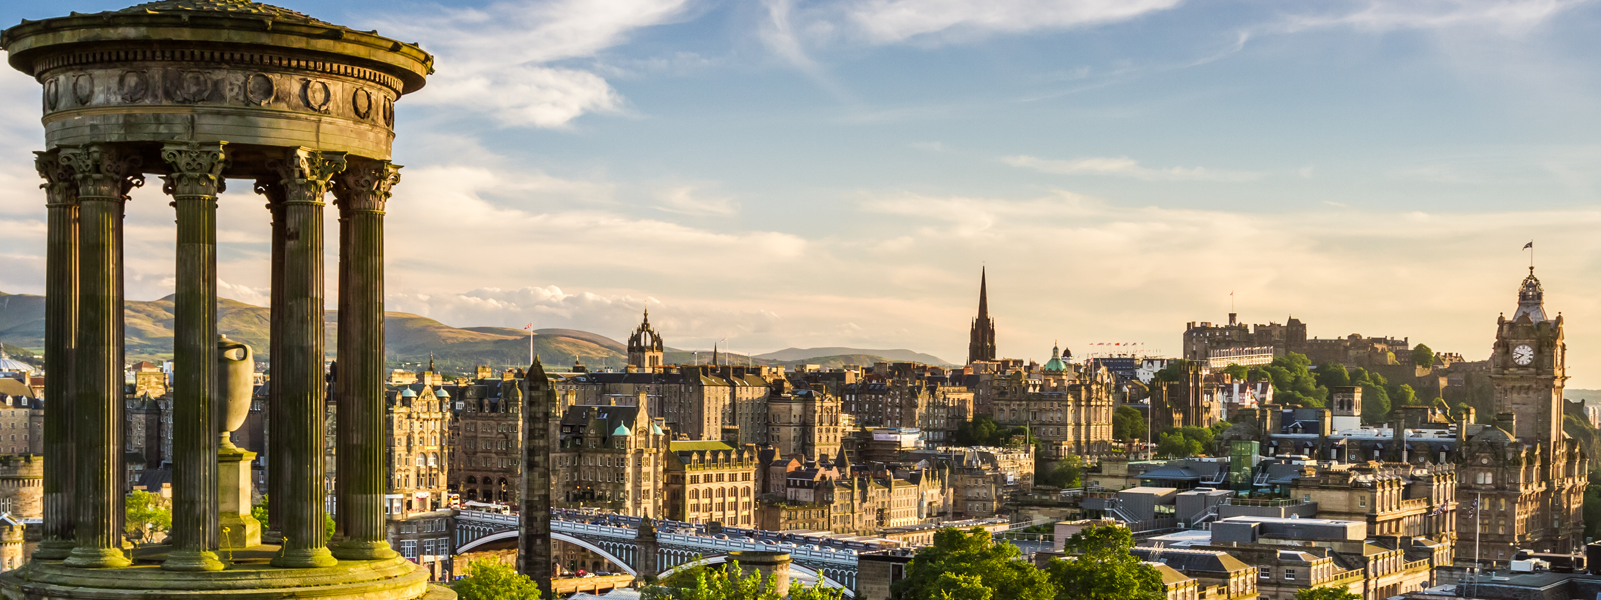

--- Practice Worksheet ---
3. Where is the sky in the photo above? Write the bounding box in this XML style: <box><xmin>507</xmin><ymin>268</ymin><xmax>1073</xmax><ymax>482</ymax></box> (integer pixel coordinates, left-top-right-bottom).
<box><xmin>3</xmin><ymin>0</ymin><xmax>1601</xmax><ymax>384</ymax></box>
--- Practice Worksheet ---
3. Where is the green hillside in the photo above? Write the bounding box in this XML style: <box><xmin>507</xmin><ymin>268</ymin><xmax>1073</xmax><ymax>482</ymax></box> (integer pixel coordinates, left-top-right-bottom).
<box><xmin>0</xmin><ymin>291</ymin><xmax>941</xmax><ymax>373</ymax></box>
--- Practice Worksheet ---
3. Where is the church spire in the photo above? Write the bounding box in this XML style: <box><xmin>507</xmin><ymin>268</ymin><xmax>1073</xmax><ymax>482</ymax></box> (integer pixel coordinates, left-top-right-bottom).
<box><xmin>978</xmin><ymin>266</ymin><xmax>989</xmax><ymax>319</ymax></box>
<box><xmin>968</xmin><ymin>268</ymin><xmax>997</xmax><ymax>364</ymax></box>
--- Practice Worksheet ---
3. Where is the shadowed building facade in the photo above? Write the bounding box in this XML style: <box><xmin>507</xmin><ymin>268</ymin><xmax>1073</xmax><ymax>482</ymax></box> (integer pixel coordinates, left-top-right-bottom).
<box><xmin>0</xmin><ymin>1</ymin><xmax>448</xmax><ymax>598</ymax></box>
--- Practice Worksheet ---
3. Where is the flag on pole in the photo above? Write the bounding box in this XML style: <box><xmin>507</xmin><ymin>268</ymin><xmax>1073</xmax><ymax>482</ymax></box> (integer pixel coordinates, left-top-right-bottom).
<box><xmin>525</xmin><ymin>323</ymin><xmax>532</xmax><ymax>330</ymax></box>
<box><xmin>1523</xmin><ymin>241</ymin><xmax>1533</xmax><ymax>249</ymax></box>
<box><xmin>1465</xmin><ymin>496</ymin><xmax>1478</xmax><ymax>519</ymax></box>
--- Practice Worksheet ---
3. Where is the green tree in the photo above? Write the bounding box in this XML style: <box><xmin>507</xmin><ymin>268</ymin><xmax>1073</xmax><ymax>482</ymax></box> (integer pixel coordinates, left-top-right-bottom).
<box><xmin>1040</xmin><ymin>456</ymin><xmax>1085</xmax><ymax>488</ymax></box>
<box><xmin>1221</xmin><ymin>363</ymin><xmax>1249</xmax><ymax>380</ymax></box>
<box><xmin>1048</xmin><ymin>524</ymin><xmax>1163</xmax><ymax>600</ymax></box>
<box><xmin>1294</xmin><ymin>587</ymin><xmax>1360</xmax><ymax>600</ymax></box>
<box><xmin>956</xmin><ymin>416</ymin><xmax>999</xmax><ymax>447</ymax></box>
<box><xmin>1112</xmin><ymin>406</ymin><xmax>1146</xmax><ymax>442</ymax></box>
<box><xmin>1314</xmin><ymin>363</ymin><xmax>1350</xmax><ymax>389</ymax></box>
<box><xmin>891</xmin><ymin>527</ymin><xmax>1055</xmax><ymax>600</ymax></box>
<box><xmin>125</xmin><ymin>490</ymin><xmax>171</xmax><ymax>548</ymax></box>
<box><xmin>1151</xmin><ymin>360</ymin><xmax>1193</xmax><ymax>384</ymax></box>
<box><xmin>1156</xmin><ymin>431</ymin><xmax>1202</xmax><ymax>458</ymax></box>
<box><xmin>1251</xmin><ymin>353</ymin><xmax>1327</xmax><ymax>407</ymax></box>
<box><xmin>453</xmin><ymin>559</ymin><xmax>543</xmax><ymax>600</ymax></box>
<box><xmin>1391</xmin><ymin>384</ymin><xmax>1419</xmax><ymax>407</ymax></box>
<box><xmin>251</xmin><ymin>494</ymin><xmax>335</xmax><ymax>540</ymax></box>
<box><xmin>931</xmin><ymin>573</ymin><xmax>994</xmax><ymax>600</ymax></box>
<box><xmin>1412</xmin><ymin>344</ymin><xmax>1435</xmax><ymax>369</ymax></box>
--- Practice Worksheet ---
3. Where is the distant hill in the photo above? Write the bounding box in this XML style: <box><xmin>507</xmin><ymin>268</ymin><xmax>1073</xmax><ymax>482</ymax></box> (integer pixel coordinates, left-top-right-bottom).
<box><xmin>0</xmin><ymin>291</ymin><xmax>951</xmax><ymax>374</ymax></box>
<box><xmin>755</xmin><ymin>347</ymin><xmax>952</xmax><ymax>366</ymax></box>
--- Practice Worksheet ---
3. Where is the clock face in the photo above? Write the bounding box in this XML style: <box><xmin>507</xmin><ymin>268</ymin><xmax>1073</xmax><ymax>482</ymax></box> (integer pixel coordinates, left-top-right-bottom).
<box><xmin>1513</xmin><ymin>344</ymin><xmax>1534</xmax><ymax>366</ymax></box>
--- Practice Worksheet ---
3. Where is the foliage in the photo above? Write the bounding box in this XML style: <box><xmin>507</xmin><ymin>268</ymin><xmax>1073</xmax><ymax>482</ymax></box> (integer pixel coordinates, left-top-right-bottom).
<box><xmin>1347</xmin><ymin>367</ymin><xmax>1391</xmax><ymax>423</ymax></box>
<box><xmin>1156</xmin><ymin>431</ymin><xmax>1203</xmax><ymax>458</ymax></box>
<box><xmin>1221</xmin><ymin>363</ymin><xmax>1249</xmax><ymax>380</ymax></box>
<box><xmin>453</xmin><ymin>559</ymin><xmax>544</xmax><ymax>600</ymax></box>
<box><xmin>644</xmin><ymin>560</ymin><xmax>844</xmax><ymax>600</ymax></box>
<box><xmin>1048</xmin><ymin>524</ymin><xmax>1163</xmax><ymax>600</ymax></box>
<box><xmin>1412</xmin><ymin>344</ymin><xmax>1435</xmax><ymax>369</ymax></box>
<box><xmin>1111</xmin><ymin>406</ymin><xmax>1146</xmax><ymax>442</ymax></box>
<box><xmin>891</xmin><ymin>527</ymin><xmax>1055</xmax><ymax>600</ymax></box>
<box><xmin>251</xmin><ymin>494</ymin><xmax>336</xmax><ymax>539</ymax></box>
<box><xmin>1248</xmin><ymin>353</ymin><xmax>1326</xmax><ymax>408</ymax></box>
<box><xmin>1038</xmin><ymin>455</ymin><xmax>1085</xmax><ymax>488</ymax></box>
<box><xmin>1392</xmin><ymin>384</ymin><xmax>1419</xmax><ymax>407</ymax></box>
<box><xmin>955</xmin><ymin>416</ymin><xmax>1030</xmax><ymax>448</ymax></box>
<box><xmin>1150</xmin><ymin>360</ymin><xmax>1189</xmax><ymax>385</ymax></box>
<box><xmin>1314</xmin><ymin>363</ymin><xmax>1350</xmax><ymax>389</ymax></box>
<box><xmin>1294</xmin><ymin>587</ymin><xmax>1361</xmax><ymax>600</ymax></box>
<box><xmin>124</xmin><ymin>490</ymin><xmax>171</xmax><ymax>547</ymax></box>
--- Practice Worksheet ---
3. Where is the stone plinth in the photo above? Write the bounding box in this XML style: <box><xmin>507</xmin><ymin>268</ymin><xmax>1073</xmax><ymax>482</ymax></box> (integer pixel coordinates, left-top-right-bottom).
<box><xmin>0</xmin><ymin>553</ymin><xmax>450</xmax><ymax>600</ymax></box>
<box><xmin>217</xmin><ymin>448</ymin><xmax>260</xmax><ymax>550</ymax></box>
<box><xmin>725</xmin><ymin>551</ymin><xmax>792</xmax><ymax>598</ymax></box>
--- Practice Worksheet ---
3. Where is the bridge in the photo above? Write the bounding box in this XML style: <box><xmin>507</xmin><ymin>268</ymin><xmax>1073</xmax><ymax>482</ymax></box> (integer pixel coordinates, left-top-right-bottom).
<box><xmin>455</xmin><ymin>509</ymin><xmax>867</xmax><ymax>594</ymax></box>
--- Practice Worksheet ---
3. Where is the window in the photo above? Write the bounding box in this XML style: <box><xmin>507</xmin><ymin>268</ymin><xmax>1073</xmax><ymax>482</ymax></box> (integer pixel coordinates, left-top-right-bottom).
<box><xmin>401</xmin><ymin>540</ymin><xmax>417</xmax><ymax>558</ymax></box>
<box><xmin>1284</xmin><ymin>569</ymin><xmax>1296</xmax><ymax>581</ymax></box>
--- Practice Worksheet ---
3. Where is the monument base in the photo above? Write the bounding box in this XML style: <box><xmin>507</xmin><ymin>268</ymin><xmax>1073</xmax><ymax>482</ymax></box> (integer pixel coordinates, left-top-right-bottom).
<box><xmin>218</xmin><ymin>446</ymin><xmax>261</xmax><ymax>550</ymax></box>
<box><xmin>0</xmin><ymin>546</ymin><xmax>454</xmax><ymax>600</ymax></box>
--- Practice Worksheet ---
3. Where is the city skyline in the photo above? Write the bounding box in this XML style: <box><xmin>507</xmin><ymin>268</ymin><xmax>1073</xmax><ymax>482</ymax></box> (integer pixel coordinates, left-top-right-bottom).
<box><xmin>2</xmin><ymin>0</ymin><xmax>1600</xmax><ymax>385</ymax></box>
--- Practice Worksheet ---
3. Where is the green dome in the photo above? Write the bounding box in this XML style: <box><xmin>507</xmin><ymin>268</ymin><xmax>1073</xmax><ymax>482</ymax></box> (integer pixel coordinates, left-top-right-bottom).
<box><xmin>1042</xmin><ymin>343</ymin><xmax>1067</xmax><ymax>373</ymax></box>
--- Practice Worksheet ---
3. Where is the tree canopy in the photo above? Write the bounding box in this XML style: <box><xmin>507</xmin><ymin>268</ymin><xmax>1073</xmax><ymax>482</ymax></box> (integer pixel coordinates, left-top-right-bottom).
<box><xmin>1038</xmin><ymin>455</ymin><xmax>1085</xmax><ymax>488</ymax></box>
<box><xmin>452</xmin><ymin>559</ymin><xmax>544</xmax><ymax>600</ymax></box>
<box><xmin>1412</xmin><ymin>344</ymin><xmax>1435</xmax><ymax>369</ymax></box>
<box><xmin>1294</xmin><ymin>587</ymin><xmax>1360</xmax><ymax>600</ymax></box>
<box><xmin>1047</xmin><ymin>524</ymin><xmax>1164</xmax><ymax>600</ymax></box>
<box><xmin>1248</xmin><ymin>353</ymin><xmax>1326</xmax><ymax>408</ymax></box>
<box><xmin>1112</xmin><ymin>406</ymin><xmax>1146</xmax><ymax>442</ymax></box>
<box><xmin>956</xmin><ymin>416</ymin><xmax>1032</xmax><ymax>448</ymax></box>
<box><xmin>125</xmin><ymin>490</ymin><xmax>171</xmax><ymax>548</ymax></box>
<box><xmin>891</xmin><ymin>527</ymin><xmax>1056</xmax><ymax>600</ymax></box>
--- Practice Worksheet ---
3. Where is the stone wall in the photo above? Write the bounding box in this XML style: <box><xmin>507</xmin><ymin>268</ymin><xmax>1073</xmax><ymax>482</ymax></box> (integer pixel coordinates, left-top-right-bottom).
<box><xmin>0</xmin><ymin>455</ymin><xmax>42</xmax><ymax>519</ymax></box>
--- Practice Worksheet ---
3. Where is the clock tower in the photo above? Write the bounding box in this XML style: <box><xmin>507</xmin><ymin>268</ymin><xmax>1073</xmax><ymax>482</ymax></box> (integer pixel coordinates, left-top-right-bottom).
<box><xmin>1489</xmin><ymin>267</ymin><xmax>1566</xmax><ymax>446</ymax></box>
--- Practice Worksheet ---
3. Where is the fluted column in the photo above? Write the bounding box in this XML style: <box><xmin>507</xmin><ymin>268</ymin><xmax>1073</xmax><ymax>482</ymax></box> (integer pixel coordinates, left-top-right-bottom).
<box><xmin>256</xmin><ymin>178</ymin><xmax>287</xmax><ymax>544</ymax></box>
<box><xmin>330</xmin><ymin>158</ymin><xmax>400</xmax><ymax>561</ymax></box>
<box><xmin>267</xmin><ymin>148</ymin><xmax>345</xmax><ymax>569</ymax></box>
<box><xmin>161</xmin><ymin>142</ymin><xmax>228</xmax><ymax>571</ymax></box>
<box><xmin>33</xmin><ymin>150</ymin><xmax>77</xmax><ymax>561</ymax></box>
<box><xmin>60</xmin><ymin>144</ymin><xmax>142</xmax><ymax>569</ymax></box>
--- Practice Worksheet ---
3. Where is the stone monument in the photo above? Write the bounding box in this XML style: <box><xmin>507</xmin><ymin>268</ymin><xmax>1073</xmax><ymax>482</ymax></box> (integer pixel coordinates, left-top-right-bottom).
<box><xmin>0</xmin><ymin>1</ymin><xmax>447</xmax><ymax>597</ymax></box>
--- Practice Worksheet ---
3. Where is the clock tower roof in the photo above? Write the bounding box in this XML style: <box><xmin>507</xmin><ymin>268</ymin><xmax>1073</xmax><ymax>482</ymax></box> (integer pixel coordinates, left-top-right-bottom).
<box><xmin>1512</xmin><ymin>267</ymin><xmax>1548</xmax><ymax>323</ymax></box>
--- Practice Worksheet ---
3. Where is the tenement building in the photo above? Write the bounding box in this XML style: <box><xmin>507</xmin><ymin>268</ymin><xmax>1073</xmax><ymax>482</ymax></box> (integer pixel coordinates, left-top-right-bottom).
<box><xmin>767</xmin><ymin>380</ymin><xmax>843</xmax><ymax>461</ymax></box>
<box><xmin>552</xmin><ymin>401</ymin><xmax>667</xmax><ymax>518</ymax></box>
<box><xmin>386</xmin><ymin>382</ymin><xmax>452</xmax><ymax>515</ymax></box>
<box><xmin>448</xmin><ymin>373</ymin><xmax>526</xmax><ymax>503</ymax></box>
<box><xmin>989</xmin><ymin>345</ymin><xmax>1116</xmax><ymax>463</ymax></box>
<box><xmin>662</xmin><ymin>440</ymin><xmax>760</xmax><ymax>526</ymax></box>
<box><xmin>842</xmin><ymin>363</ymin><xmax>974</xmax><ymax>445</ymax></box>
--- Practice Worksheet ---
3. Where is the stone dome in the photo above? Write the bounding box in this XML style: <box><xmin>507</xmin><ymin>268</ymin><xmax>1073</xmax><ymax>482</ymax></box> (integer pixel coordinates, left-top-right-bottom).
<box><xmin>113</xmin><ymin>0</ymin><xmax>330</xmax><ymax>25</ymax></box>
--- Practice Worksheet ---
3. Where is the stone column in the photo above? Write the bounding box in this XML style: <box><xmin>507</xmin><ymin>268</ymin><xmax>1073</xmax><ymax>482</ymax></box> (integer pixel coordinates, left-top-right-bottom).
<box><xmin>329</xmin><ymin>158</ymin><xmax>400</xmax><ymax>561</ymax></box>
<box><xmin>255</xmin><ymin>178</ymin><xmax>286</xmax><ymax>544</ymax></box>
<box><xmin>60</xmin><ymin>144</ymin><xmax>142</xmax><ymax>569</ymax></box>
<box><xmin>160</xmin><ymin>141</ymin><xmax>227</xmax><ymax>571</ymax></box>
<box><xmin>267</xmin><ymin>148</ymin><xmax>345</xmax><ymax>569</ymax></box>
<box><xmin>32</xmin><ymin>150</ymin><xmax>77</xmax><ymax>561</ymax></box>
<box><xmin>520</xmin><ymin>358</ymin><xmax>555</xmax><ymax>597</ymax></box>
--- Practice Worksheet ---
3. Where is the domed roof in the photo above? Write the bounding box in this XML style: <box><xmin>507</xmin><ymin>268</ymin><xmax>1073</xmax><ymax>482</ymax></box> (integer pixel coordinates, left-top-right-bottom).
<box><xmin>114</xmin><ymin>0</ymin><xmax>330</xmax><ymax>25</ymax></box>
<box><xmin>399</xmin><ymin>388</ymin><xmax>417</xmax><ymax>398</ymax></box>
<box><xmin>1512</xmin><ymin>267</ymin><xmax>1548</xmax><ymax>323</ymax></box>
<box><xmin>434</xmin><ymin>389</ymin><xmax>449</xmax><ymax>397</ymax></box>
<box><xmin>1042</xmin><ymin>343</ymin><xmax>1067</xmax><ymax>373</ymax></box>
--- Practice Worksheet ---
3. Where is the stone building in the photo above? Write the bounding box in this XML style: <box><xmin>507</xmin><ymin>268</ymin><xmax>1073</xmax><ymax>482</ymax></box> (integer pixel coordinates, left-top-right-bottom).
<box><xmin>1453</xmin><ymin>268</ymin><xmax>1587</xmax><ymax>563</ymax></box>
<box><xmin>1290</xmin><ymin>463</ymin><xmax>1456</xmax><ymax>563</ymax></box>
<box><xmin>662</xmin><ymin>440</ymin><xmax>760</xmax><ymax>526</ymax></box>
<box><xmin>448</xmin><ymin>374</ymin><xmax>525</xmax><ymax>504</ymax></box>
<box><xmin>842</xmin><ymin>363</ymin><xmax>973</xmax><ymax>445</ymax></box>
<box><xmin>386</xmin><ymin>382</ymin><xmax>451</xmax><ymax>515</ymax></box>
<box><xmin>553</xmin><ymin>402</ymin><xmax>667</xmax><ymax>518</ymax></box>
<box><xmin>990</xmin><ymin>347</ymin><xmax>1116</xmax><ymax>463</ymax></box>
<box><xmin>0</xmin><ymin>380</ymin><xmax>38</xmax><ymax>457</ymax></box>
<box><xmin>386</xmin><ymin>508</ymin><xmax>453</xmax><ymax>582</ymax></box>
<box><xmin>767</xmin><ymin>381</ymin><xmax>843</xmax><ymax>462</ymax></box>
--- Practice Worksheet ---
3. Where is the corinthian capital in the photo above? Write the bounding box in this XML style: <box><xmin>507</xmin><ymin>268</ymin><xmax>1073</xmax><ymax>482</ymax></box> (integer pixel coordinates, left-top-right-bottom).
<box><xmin>267</xmin><ymin>148</ymin><xmax>347</xmax><ymax>205</ymax></box>
<box><xmin>58</xmin><ymin>144</ymin><xmax>144</xmax><ymax>201</ymax></box>
<box><xmin>34</xmin><ymin>150</ymin><xmax>77</xmax><ymax>208</ymax></box>
<box><xmin>160</xmin><ymin>141</ymin><xmax>228</xmax><ymax>198</ymax></box>
<box><xmin>332</xmin><ymin>158</ymin><xmax>401</xmax><ymax>214</ymax></box>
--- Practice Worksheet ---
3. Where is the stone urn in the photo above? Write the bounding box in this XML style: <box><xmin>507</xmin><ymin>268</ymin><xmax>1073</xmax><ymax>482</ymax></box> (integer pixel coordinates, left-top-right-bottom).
<box><xmin>216</xmin><ymin>335</ymin><xmax>254</xmax><ymax>451</ymax></box>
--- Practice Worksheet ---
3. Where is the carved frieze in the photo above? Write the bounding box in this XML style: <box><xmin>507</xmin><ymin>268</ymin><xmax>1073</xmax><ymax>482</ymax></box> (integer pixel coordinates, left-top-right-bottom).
<box><xmin>118</xmin><ymin>71</ymin><xmax>148</xmax><ymax>103</ymax></box>
<box><xmin>351</xmin><ymin>88</ymin><xmax>372</xmax><ymax>120</ymax></box>
<box><xmin>245</xmin><ymin>73</ymin><xmax>275</xmax><ymax>106</ymax></box>
<box><xmin>301</xmin><ymin>79</ymin><xmax>332</xmax><ymax>113</ymax></box>
<box><xmin>71</xmin><ymin>74</ymin><xmax>92</xmax><ymax>105</ymax></box>
<box><xmin>37</xmin><ymin>65</ymin><xmax>398</xmax><ymax>130</ymax></box>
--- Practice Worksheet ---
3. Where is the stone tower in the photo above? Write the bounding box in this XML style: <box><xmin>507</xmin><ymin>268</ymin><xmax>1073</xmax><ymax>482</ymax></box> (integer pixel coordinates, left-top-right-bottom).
<box><xmin>968</xmin><ymin>268</ymin><xmax>997</xmax><ymax>364</ymax></box>
<box><xmin>1490</xmin><ymin>268</ymin><xmax>1565</xmax><ymax>445</ymax></box>
<box><xmin>627</xmin><ymin>309</ymin><xmax>665</xmax><ymax>370</ymax></box>
<box><xmin>519</xmin><ymin>358</ymin><xmax>555</xmax><ymax>597</ymax></box>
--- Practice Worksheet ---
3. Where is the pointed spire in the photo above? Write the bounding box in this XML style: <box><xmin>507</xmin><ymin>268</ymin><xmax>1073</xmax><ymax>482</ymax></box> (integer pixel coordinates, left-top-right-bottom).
<box><xmin>428</xmin><ymin>352</ymin><xmax>435</xmax><ymax>373</ymax></box>
<box><xmin>713</xmin><ymin>343</ymin><xmax>719</xmax><ymax>367</ymax></box>
<box><xmin>978</xmin><ymin>266</ymin><xmax>989</xmax><ymax>319</ymax></box>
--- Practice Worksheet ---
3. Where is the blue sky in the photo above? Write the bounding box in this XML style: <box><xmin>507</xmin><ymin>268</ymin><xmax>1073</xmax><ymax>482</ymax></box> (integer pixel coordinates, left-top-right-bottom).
<box><xmin>3</xmin><ymin>0</ymin><xmax>1601</xmax><ymax>384</ymax></box>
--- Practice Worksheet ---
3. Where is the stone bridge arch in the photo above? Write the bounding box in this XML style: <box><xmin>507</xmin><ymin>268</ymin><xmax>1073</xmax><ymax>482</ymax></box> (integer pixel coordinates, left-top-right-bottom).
<box><xmin>656</xmin><ymin>554</ymin><xmax>856</xmax><ymax>597</ymax></box>
<box><xmin>456</xmin><ymin>531</ymin><xmax>638</xmax><ymax>576</ymax></box>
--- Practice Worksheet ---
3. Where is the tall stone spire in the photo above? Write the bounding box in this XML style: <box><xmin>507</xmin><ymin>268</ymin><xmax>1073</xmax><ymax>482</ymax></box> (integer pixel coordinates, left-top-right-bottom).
<box><xmin>968</xmin><ymin>268</ymin><xmax>997</xmax><ymax>364</ymax></box>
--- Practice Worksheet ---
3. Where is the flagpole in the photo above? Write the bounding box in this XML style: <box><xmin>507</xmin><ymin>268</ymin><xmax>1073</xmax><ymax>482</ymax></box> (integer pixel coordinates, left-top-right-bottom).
<box><xmin>1474</xmin><ymin>491</ymin><xmax>1482</xmax><ymax>599</ymax></box>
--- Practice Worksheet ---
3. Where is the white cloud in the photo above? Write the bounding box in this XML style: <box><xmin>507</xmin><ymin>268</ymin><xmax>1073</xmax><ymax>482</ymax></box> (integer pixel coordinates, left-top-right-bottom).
<box><xmin>842</xmin><ymin>0</ymin><xmax>1185</xmax><ymax>45</ymax></box>
<box><xmin>375</xmin><ymin>0</ymin><xmax>697</xmax><ymax>128</ymax></box>
<box><xmin>1003</xmin><ymin>155</ymin><xmax>1263</xmax><ymax>182</ymax></box>
<box><xmin>1278</xmin><ymin>0</ymin><xmax>1588</xmax><ymax>34</ymax></box>
<box><xmin>654</xmin><ymin>184</ymin><xmax>740</xmax><ymax>216</ymax></box>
